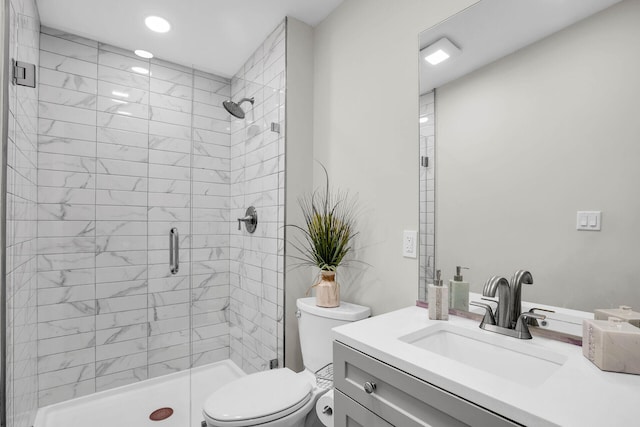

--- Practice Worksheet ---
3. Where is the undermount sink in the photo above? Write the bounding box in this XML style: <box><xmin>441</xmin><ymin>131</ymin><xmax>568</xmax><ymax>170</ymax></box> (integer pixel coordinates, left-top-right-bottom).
<box><xmin>399</xmin><ymin>323</ymin><xmax>567</xmax><ymax>387</ymax></box>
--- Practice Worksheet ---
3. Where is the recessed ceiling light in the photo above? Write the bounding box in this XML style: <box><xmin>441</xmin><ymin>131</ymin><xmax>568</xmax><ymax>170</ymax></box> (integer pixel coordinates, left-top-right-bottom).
<box><xmin>131</xmin><ymin>66</ymin><xmax>149</xmax><ymax>75</ymax></box>
<box><xmin>145</xmin><ymin>16</ymin><xmax>171</xmax><ymax>33</ymax></box>
<box><xmin>134</xmin><ymin>49</ymin><xmax>154</xmax><ymax>59</ymax></box>
<box><xmin>421</xmin><ymin>37</ymin><xmax>462</xmax><ymax>66</ymax></box>
<box><xmin>111</xmin><ymin>91</ymin><xmax>129</xmax><ymax>98</ymax></box>
<box><xmin>419</xmin><ymin>116</ymin><xmax>429</xmax><ymax>124</ymax></box>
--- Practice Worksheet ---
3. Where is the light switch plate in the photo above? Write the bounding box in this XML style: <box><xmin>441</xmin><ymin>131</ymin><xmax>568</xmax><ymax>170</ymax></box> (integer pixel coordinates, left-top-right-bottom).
<box><xmin>577</xmin><ymin>211</ymin><xmax>601</xmax><ymax>231</ymax></box>
<box><xmin>403</xmin><ymin>230</ymin><xmax>418</xmax><ymax>258</ymax></box>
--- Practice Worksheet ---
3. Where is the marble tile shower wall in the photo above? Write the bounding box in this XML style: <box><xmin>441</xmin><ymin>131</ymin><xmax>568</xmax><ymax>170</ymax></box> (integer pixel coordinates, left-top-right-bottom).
<box><xmin>229</xmin><ymin>21</ymin><xmax>286</xmax><ymax>373</ymax></box>
<box><xmin>419</xmin><ymin>91</ymin><xmax>435</xmax><ymax>300</ymax></box>
<box><xmin>6</xmin><ymin>0</ymin><xmax>40</xmax><ymax>425</ymax></box>
<box><xmin>36</xmin><ymin>27</ymin><xmax>231</xmax><ymax>405</ymax></box>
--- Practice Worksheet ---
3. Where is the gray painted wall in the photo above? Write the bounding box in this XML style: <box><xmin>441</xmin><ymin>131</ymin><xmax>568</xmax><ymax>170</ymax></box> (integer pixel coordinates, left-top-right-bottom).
<box><xmin>283</xmin><ymin>18</ymin><xmax>314</xmax><ymax>372</ymax></box>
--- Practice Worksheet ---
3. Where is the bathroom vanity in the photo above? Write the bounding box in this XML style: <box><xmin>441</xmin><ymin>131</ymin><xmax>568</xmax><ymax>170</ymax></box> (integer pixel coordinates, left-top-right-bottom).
<box><xmin>332</xmin><ymin>306</ymin><xmax>640</xmax><ymax>426</ymax></box>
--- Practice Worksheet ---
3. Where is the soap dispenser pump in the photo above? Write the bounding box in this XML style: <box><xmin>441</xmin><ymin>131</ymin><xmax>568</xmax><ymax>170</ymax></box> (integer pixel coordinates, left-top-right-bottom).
<box><xmin>449</xmin><ymin>266</ymin><xmax>469</xmax><ymax>311</ymax></box>
<box><xmin>428</xmin><ymin>270</ymin><xmax>448</xmax><ymax>320</ymax></box>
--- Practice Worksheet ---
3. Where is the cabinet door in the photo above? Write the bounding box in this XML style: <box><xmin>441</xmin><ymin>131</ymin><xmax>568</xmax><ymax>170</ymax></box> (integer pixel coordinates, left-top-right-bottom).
<box><xmin>334</xmin><ymin>389</ymin><xmax>393</xmax><ymax>427</ymax></box>
<box><xmin>334</xmin><ymin>341</ymin><xmax>521</xmax><ymax>427</ymax></box>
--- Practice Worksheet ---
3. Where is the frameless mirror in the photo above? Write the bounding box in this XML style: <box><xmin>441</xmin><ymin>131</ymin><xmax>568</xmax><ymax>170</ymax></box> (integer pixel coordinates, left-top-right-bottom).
<box><xmin>419</xmin><ymin>0</ymin><xmax>640</xmax><ymax>312</ymax></box>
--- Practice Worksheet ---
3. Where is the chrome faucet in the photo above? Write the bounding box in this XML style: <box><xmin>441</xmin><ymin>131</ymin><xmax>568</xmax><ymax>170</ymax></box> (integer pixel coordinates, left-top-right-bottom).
<box><xmin>473</xmin><ymin>270</ymin><xmax>545</xmax><ymax>339</ymax></box>
<box><xmin>482</xmin><ymin>276</ymin><xmax>511</xmax><ymax>328</ymax></box>
<box><xmin>509</xmin><ymin>270</ymin><xmax>533</xmax><ymax>328</ymax></box>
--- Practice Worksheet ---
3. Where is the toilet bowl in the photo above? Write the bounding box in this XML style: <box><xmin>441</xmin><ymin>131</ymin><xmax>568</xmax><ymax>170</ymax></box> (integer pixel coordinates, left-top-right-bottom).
<box><xmin>202</xmin><ymin>297</ymin><xmax>370</xmax><ymax>427</ymax></box>
<box><xmin>203</xmin><ymin>368</ymin><xmax>320</xmax><ymax>427</ymax></box>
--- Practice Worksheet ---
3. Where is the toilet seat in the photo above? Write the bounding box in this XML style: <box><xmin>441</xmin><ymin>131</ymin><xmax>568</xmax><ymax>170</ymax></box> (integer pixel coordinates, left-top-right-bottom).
<box><xmin>203</xmin><ymin>368</ymin><xmax>313</xmax><ymax>427</ymax></box>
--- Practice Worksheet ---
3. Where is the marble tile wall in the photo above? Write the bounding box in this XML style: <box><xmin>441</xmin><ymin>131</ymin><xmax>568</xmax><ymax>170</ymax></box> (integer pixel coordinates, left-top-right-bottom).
<box><xmin>229</xmin><ymin>20</ymin><xmax>286</xmax><ymax>373</ymax></box>
<box><xmin>189</xmin><ymin>67</ymin><xmax>233</xmax><ymax>369</ymax></box>
<box><xmin>35</xmin><ymin>27</ymin><xmax>231</xmax><ymax>405</ymax></box>
<box><xmin>6</xmin><ymin>0</ymin><xmax>40</xmax><ymax>425</ymax></box>
<box><xmin>419</xmin><ymin>91</ymin><xmax>435</xmax><ymax>300</ymax></box>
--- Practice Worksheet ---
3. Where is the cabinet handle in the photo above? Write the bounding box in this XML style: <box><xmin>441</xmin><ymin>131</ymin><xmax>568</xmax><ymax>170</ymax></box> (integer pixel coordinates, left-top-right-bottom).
<box><xmin>363</xmin><ymin>381</ymin><xmax>377</xmax><ymax>394</ymax></box>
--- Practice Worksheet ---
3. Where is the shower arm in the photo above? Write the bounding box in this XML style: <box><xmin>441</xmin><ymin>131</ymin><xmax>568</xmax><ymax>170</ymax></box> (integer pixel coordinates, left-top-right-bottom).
<box><xmin>237</xmin><ymin>97</ymin><xmax>255</xmax><ymax>106</ymax></box>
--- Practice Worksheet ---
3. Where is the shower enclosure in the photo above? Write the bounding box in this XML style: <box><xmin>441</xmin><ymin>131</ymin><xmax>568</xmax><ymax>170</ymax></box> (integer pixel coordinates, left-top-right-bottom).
<box><xmin>2</xmin><ymin>0</ymin><xmax>291</xmax><ymax>425</ymax></box>
<box><xmin>418</xmin><ymin>90</ymin><xmax>435</xmax><ymax>300</ymax></box>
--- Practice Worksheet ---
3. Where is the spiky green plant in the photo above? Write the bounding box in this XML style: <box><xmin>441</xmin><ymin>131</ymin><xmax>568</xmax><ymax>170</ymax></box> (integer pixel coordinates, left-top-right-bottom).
<box><xmin>289</xmin><ymin>165</ymin><xmax>358</xmax><ymax>271</ymax></box>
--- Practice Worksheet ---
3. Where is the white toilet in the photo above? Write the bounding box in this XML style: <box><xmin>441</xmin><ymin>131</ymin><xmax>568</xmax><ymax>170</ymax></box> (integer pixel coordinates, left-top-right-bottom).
<box><xmin>202</xmin><ymin>297</ymin><xmax>370</xmax><ymax>427</ymax></box>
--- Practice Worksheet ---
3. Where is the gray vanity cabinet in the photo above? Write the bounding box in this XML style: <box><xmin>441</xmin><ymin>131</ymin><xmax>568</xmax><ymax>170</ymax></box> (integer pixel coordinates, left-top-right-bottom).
<box><xmin>333</xmin><ymin>341</ymin><xmax>521</xmax><ymax>427</ymax></box>
<box><xmin>334</xmin><ymin>389</ymin><xmax>393</xmax><ymax>426</ymax></box>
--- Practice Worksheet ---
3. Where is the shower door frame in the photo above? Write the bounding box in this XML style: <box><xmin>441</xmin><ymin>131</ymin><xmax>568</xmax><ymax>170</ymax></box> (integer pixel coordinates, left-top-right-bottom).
<box><xmin>1</xmin><ymin>0</ymin><xmax>11</xmax><ymax>424</ymax></box>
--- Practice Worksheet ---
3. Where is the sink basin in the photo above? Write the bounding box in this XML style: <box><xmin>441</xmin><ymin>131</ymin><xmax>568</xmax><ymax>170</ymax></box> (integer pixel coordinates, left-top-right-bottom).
<box><xmin>399</xmin><ymin>323</ymin><xmax>567</xmax><ymax>387</ymax></box>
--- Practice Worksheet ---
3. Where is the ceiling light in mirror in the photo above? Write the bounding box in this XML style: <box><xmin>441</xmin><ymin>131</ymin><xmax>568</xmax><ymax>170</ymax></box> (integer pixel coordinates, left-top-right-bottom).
<box><xmin>134</xmin><ymin>49</ymin><xmax>154</xmax><ymax>59</ymax></box>
<box><xmin>111</xmin><ymin>91</ymin><xmax>129</xmax><ymax>98</ymax></box>
<box><xmin>419</xmin><ymin>115</ymin><xmax>429</xmax><ymax>123</ymax></box>
<box><xmin>145</xmin><ymin>16</ymin><xmax>171</xmax><ymax>33</ymax></box>
<box><xmin>421</xmin><ymin>37</ymin><xmax>461</xmax><ymax>65</ymax></box>
<box><xmin>426</xmin><ymin>50</ymin><xmax>450</xmax><ymax>65</ymax></box>
<box><xmin>131</xmin><ymin>66</ymin><xmax>150</xmax><ymax>75</ymax></box>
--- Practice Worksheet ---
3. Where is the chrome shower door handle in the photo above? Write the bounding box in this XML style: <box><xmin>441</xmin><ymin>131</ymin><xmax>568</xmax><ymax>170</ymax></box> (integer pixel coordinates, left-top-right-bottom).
<box><xmin>169</xmin><ymin>228</ymin><xmax>179</xmax><ymax>274</ymax></box>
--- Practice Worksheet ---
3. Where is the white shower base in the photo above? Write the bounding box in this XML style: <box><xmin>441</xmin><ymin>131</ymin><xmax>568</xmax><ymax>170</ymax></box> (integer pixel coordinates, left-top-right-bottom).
<box><xmin>34</xmin><ymin>360</ymin><xmax>245</xmax><ymax>427</ymax></box>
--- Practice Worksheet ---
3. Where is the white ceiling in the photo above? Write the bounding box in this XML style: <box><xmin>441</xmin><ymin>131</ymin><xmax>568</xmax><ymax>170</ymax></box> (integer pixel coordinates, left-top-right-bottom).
<box><xmin>419</xmin><ymin>0</ymin><xmax>623</xmax><ymax>93</ymax></box>
<box><xmin>35</xmin><ymin>0</ymin><xmax>344</xmax><ymax>78</ymax></box>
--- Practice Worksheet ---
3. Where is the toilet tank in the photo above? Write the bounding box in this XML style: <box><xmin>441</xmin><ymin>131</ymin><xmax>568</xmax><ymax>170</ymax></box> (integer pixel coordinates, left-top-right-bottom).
<box><xmin>296</xmin><ymin>297</ymin><xmax>370</xmax><ymax>373</ymax></box>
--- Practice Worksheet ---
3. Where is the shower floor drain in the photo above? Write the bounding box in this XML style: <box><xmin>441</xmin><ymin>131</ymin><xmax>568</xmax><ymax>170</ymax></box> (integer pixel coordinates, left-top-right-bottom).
<box><xmin>149</xmin><ymin>407</ymin><xmax>174</xmax><ymax>421</ymax></box>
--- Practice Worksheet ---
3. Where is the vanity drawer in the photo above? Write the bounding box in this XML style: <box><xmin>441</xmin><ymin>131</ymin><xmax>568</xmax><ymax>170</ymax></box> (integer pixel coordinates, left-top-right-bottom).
<box><xmin>335</xmin><ymin>389</ymin><xmax>393</xmax><ymax>427</ymax></box>
<box><xmin>334</xmin><ymin>341</ymin><xmax>521</xmax><ymax>427</ymax></box>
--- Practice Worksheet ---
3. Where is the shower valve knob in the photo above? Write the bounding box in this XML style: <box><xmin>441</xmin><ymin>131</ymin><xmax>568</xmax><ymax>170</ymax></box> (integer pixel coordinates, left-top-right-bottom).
<box><xmin>236</xmin><ymin>206</ymin><xmax>258</xmax><ymax>233</ymax></box>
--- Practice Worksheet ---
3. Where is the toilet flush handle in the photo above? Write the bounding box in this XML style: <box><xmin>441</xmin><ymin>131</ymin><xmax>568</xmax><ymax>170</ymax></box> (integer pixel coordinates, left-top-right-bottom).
<box><xmin>295</xmin><ymin>310</ymin><xmax>301</xmax><ymax>318</ymax></box>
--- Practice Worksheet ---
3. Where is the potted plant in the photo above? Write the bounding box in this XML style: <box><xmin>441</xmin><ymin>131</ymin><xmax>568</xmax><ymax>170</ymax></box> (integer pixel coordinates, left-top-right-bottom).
<box><xmin>289</xmin><ymin>165</ymin><xmax>358</xmax><ymax>307</ymax></box>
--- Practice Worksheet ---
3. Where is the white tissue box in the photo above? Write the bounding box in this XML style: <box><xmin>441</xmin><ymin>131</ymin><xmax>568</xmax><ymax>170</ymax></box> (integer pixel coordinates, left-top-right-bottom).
<box><xmin>582</xmin><ymin>319</ymin><xmax>640</xmax><ymax>375</ymax></box>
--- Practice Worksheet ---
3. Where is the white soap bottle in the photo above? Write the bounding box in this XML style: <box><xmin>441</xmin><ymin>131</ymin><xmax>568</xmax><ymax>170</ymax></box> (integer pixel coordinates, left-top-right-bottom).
<box><xmin>428</xmin><ymin>270</ymin><xmax>448</xmax><ymax>320</ymax></box>
<box><xmin>449</xmin><ymin>266</ymin><xmax>469</xmax><ymax>311</ymax></box>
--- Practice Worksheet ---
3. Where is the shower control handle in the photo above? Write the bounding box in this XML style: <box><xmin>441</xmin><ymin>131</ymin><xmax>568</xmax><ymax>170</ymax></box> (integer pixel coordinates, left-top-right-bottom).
<box><xmin>169</xmin><ymin>228</ymin><xmax>179</xmax><ymax>274</ymax></box>
<box><xmin>237</xmin><ymin>206</ymin><xmax>258</xmax><ymax>233</ymax></box>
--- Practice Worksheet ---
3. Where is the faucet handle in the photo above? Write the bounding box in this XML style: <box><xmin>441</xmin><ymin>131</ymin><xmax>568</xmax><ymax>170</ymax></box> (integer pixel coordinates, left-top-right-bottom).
<box><xmin>526</xmin><ymin>308</ymin><xmax>555</xmax><ymax>326</ymax></box>
<box><xmin>470</xmin><ymin>301</ymin><xmax>496</xmax><ymax>327</ymax></box>
<box><xmin>514</xmin><ymin>312</ymin><xmax>546</xmax><ymax>339</ymax></box>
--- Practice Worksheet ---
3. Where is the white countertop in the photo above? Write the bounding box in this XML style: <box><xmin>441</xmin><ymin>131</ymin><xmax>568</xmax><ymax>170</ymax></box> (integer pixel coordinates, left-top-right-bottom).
<box><xmin>332</xmin><ymin>306</ymin><xmax>640</xmax><ymax>427</ymax></box>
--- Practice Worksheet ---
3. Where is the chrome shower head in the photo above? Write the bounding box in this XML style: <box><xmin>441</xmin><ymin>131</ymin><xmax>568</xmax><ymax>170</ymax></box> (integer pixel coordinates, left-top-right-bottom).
<box><xmin>222</xmin><ymin>97</ymin><xmax>255</xmax><ymax>119</ymax></box>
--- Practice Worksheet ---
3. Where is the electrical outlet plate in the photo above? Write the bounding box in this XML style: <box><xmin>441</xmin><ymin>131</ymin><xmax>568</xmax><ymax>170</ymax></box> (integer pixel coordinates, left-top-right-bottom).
<box><xmin>403</xmin><ymin>230</ymin><xmax>418</xmax><ymax>258</ymax></box>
